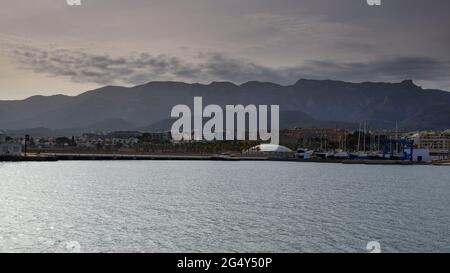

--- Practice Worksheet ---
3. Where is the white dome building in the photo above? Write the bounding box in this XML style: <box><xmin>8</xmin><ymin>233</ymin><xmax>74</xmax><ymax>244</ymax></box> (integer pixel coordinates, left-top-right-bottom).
<box><xmin>245</xmin><ymin>144</ymin><xmax>294</xmax><ymax>158</ymax></box>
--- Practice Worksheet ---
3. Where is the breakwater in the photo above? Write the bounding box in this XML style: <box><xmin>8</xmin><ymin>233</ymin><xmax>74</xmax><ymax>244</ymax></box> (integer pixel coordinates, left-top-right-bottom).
<box><xmin>0</xmin><ymin>153</ymin><xmax>436</xmax><ymax>165</ymax></box>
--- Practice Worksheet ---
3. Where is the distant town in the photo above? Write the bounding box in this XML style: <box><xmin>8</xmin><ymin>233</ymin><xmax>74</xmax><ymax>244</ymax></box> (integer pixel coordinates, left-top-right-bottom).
<box><xmin>1</xmin><ymin>127</ymin><xmax>449</xmax><ymax>165</ymax></box>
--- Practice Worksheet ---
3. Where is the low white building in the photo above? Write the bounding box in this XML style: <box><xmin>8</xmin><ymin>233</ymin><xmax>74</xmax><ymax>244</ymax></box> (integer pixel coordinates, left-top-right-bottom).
<box><xmin>0</xmin><ymin>132</ymin><xmax>22</xmax><ymax>156</ymax></box>
<box><xmin>405</xmin><ymin>149</ymin><xmax>432</xmax><ymax>163</ymax></box>
<box><xmin>0</xmin><ymin>143</ymin><xmax>22</xmax><ymax>156</ymax></box>
<box><xmin>244</xmin><ymin>144</ymin><xmax>294</xmax><ymax>158</ymax></box>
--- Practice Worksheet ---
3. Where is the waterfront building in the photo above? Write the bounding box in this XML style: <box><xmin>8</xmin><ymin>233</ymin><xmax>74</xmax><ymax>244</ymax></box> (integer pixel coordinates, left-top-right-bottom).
<box><xmin>413</xmin><ymin>131</ymin><xmax>450</xmax><ymax>159</ymax></box>
<box><xmin>0</xmin><ymin>143</ymin><xmax>22</xmax><ymax>156</ymax></box>
<box><xmin>405</xmin><ymin>149</ymin><xmax>432</xmax><ymax>163</ymax></box>
<box><xmin>0</xmin><ymin>132</ymin><xmax>22</xmax><ymax>156</ymax></box>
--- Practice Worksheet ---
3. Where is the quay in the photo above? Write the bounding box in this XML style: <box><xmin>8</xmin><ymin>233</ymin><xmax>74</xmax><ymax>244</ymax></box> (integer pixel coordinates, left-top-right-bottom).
<box><xmin>0</xmin><ymin>155</ymin><xmax>58</xmax><ymax>162</ymax></box>
<box><xmin>0</xmin><ymin>153</ymin><xmax>437</xmax><ymax>165</ymax></box>
<box><xmin>432</xmin><ymin>159</ymin><xmax>450</xmax><ymax>166</ymax></box>
<box><xmin>342</xmin><ymin>159</ymin><xmax>430</xmax><ymax>165</ymax></box>
<box><xmin>1</xmin><ymin>153</ymin><xmax>269</xmax><ymax>162</ymax></box>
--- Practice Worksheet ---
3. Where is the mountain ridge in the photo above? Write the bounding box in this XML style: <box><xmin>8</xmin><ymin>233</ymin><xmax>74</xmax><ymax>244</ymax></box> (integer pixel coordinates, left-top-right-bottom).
<box><xmin>1</xmin><ymin>78</ymin><xmax>449</xmax><ymax>133</ymax></box>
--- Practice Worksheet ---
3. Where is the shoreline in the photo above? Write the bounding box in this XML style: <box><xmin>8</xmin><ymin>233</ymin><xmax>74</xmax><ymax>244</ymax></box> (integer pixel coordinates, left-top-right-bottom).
<box><xmin>0</xmin><ymin>153</ymin><xmax>439</xmax><ymax>165</ymax></box>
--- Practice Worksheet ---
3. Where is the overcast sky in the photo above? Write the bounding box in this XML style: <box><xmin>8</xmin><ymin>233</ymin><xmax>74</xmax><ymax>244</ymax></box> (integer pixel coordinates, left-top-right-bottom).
<box><xmin>1</xmin><ymin>0</ymin><xmax>449</xmax><ymax>100</ymax></box>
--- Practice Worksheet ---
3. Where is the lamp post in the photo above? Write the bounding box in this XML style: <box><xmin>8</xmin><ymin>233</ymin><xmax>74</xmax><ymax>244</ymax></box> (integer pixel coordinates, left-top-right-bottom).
<box><xmin>24</xmin><ymin>134</ymin><xmax>30</xmax><ymax>157</ymax></box>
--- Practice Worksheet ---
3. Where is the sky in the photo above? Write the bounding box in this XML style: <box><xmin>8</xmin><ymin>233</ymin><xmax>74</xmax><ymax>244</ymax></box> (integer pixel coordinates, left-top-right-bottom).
<box><xmin>0</xmin><ymin>0</ymin><xmax>449</xmax><ymax>100</ymax></box>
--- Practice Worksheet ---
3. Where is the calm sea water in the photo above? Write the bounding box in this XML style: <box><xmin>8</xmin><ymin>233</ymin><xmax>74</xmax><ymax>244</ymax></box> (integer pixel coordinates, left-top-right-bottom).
<box><xmin>0</xmin><ymin>161</ymin><xmax>449</xmax><ymax>253</ymax></box>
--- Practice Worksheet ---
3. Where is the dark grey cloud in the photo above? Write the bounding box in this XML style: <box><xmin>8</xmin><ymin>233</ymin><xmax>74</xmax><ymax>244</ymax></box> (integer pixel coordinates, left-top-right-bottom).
<box><xmin>12</xmin><ymin>45</ymin><xmax>450</xmax><ymax>90</ymax></box>
<box><xmin>12</xmin><ymin>46</ymin><xmax>199</xmax><ymax>85</ymax></box>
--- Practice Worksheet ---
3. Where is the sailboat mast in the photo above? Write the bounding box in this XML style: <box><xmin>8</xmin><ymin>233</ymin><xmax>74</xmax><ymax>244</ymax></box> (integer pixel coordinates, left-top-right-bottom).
<box><xmin>357</xmin><ymin>122</ymin><xmax>361</xmax><ymax>152</ymax></box>
<box><xmin>363</xmin><ymin>121</ymin><xmax>366</xmax><ymax>153</ymax></box>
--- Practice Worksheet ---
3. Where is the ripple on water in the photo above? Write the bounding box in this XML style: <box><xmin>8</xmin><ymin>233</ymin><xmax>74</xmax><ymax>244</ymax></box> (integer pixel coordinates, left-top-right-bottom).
<box><xmin>0</xmin><ymin>161</ymin><xmax>449</xmax><ymax>253</ymax></box>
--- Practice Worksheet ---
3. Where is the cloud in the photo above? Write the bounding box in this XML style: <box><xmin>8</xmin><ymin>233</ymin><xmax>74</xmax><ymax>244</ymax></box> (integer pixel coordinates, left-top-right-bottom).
<box><xmin>10</xmin><ymin>45</ymin><xmax>450</xmax><ymax>89</ymax></box>
<box><xmin>11</xmin><ymin>46</ymin><xmax>198</xmax><ymax>85</ymax></box>
<box><xmin>292</xmin><ymin>57</ymin><xmax>450</xmax><ymax>83</ymax></box>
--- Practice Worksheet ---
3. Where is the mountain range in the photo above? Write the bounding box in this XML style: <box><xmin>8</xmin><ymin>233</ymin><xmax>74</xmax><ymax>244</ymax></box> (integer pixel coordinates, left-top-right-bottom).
<box><xmin>1</xmin><ymin>79</ymin><xmax>449</xmax><ymax>136</ymax></box>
